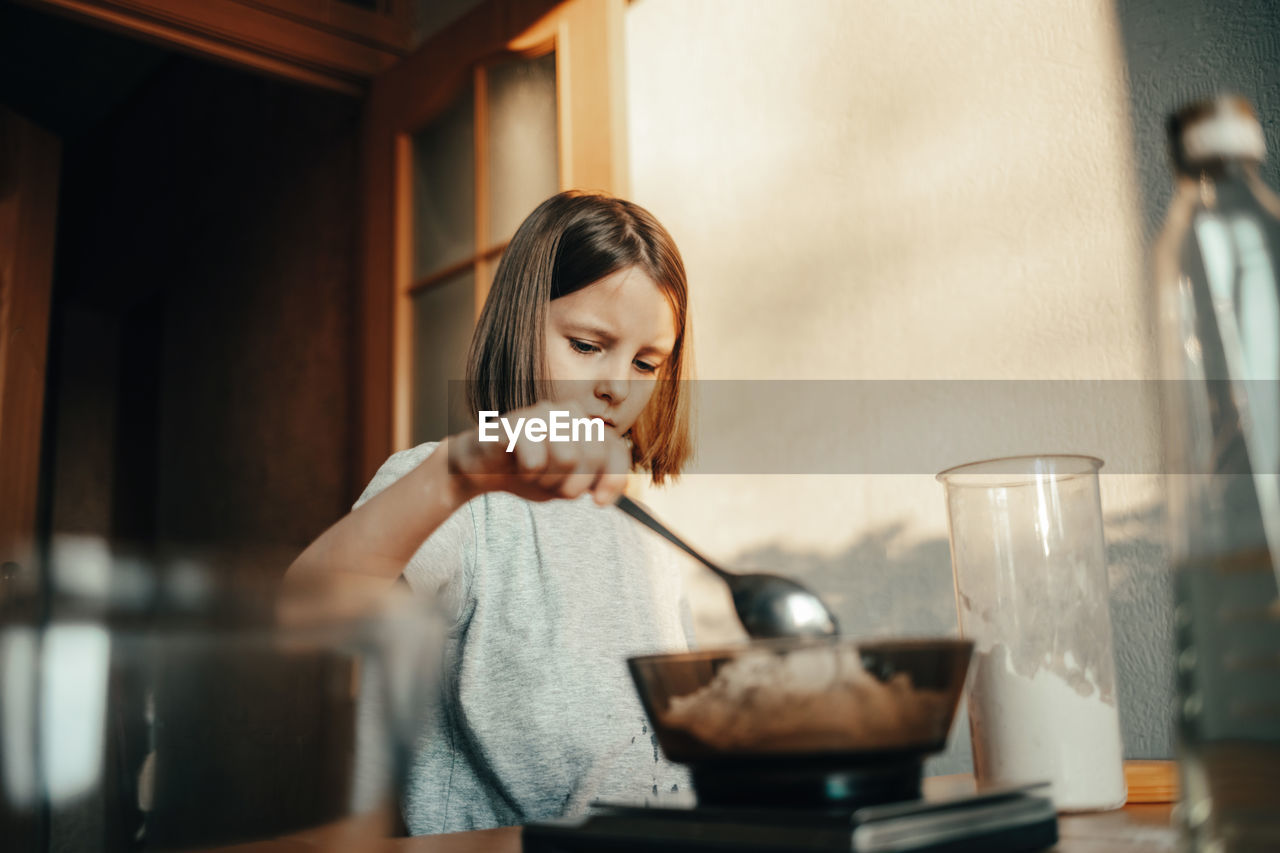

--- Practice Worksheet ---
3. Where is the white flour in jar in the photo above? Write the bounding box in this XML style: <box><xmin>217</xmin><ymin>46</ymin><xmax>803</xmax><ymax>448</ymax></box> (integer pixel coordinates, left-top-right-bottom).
<box><xmin>968</xmin><ymin>644</ymin><xmax>1127</xmax><ymax>811</ymax></box>
<box><xmin>660</xmin><ymin>644</ymin><xmax>951</xmax><ymax>753</ymax></box>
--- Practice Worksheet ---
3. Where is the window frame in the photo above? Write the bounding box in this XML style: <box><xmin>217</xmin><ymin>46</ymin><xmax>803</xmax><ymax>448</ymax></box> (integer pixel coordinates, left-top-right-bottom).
<box><xmin>358</xmin><ymin>0</ymin><xmax>629</xmax><ymax>487</ymax></box>
<box><xmin>405</xmin><ymin>44</ymin><xmax>558</xmax><ymax>313</ymax></box>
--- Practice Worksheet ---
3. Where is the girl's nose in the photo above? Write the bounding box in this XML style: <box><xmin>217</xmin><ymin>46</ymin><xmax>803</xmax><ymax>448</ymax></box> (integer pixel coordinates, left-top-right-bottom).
<box><xmin>594</xmin><ymin>373</ymin><xmax>629</xmax><ymax>406</ymax></box>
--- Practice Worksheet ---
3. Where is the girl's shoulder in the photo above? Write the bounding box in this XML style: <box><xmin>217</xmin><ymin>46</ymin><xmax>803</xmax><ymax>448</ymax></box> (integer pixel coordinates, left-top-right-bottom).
<box><xmin>354</xmin><ymin>442</ymin><xmax>442</xmax><ymax>510</ymax></box>
<box><xmin>383</xmin><ymin>440</ymin><xmax>442</xmax><ymax>473</ymax></box>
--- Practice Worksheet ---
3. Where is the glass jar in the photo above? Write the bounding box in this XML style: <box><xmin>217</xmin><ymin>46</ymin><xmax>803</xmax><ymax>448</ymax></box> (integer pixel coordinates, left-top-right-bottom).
<box><xmin>937</xmin><ymin>455</ymin><xmax>1126</xmax><ymax>812</ymax></box>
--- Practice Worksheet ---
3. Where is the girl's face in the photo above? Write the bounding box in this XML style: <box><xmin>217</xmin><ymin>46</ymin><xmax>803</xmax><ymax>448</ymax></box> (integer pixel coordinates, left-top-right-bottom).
<box><xmin>545</xmin><ymin>265</ymin><xmax>677</xmax><ymax>436</ymax></box>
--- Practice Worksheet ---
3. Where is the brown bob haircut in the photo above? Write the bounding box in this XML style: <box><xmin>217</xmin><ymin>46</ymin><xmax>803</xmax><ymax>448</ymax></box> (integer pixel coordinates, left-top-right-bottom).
<box><xmin>465</xmin><ymin>191</ymin><xmax>693</xmax><ymax>485</ymax></box>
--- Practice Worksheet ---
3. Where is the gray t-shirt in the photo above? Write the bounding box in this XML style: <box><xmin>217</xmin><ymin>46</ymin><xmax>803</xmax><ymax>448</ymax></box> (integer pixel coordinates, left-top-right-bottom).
<box><xmin>355</xmin><ymin>442</ymin><xmax>694</xmax><ymax>834</ymax></box>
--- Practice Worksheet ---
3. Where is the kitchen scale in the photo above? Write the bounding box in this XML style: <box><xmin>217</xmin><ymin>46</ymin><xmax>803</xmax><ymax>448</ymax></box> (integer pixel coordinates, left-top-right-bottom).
<box><xmin>523</xmin><ymin>778</ymin><xmax>1058</xmax><ymax>853</ymax></box>
<box><xmin>542</xmin><ymin>638</ymin><xmax>1050</xmax><ymax>851</ymax></box>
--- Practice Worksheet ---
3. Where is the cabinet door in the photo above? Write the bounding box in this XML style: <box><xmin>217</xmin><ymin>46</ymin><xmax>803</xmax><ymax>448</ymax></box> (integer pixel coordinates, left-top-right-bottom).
<box><xmin>0</xmin><ymin>107</ymin><xmax>61</xmax><ymax>573</ymax></box>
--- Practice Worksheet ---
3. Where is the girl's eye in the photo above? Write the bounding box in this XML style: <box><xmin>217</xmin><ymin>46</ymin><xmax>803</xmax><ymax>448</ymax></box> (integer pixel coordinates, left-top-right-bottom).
<box><xmin>569</xmin><ymin>339</ymin><xmax>600</xmax><ymax>355</ymax></box>
<box><xmin>634</xmin><ymin>360</ymin><xmax>659</xmax><ymax>374</ymax></box>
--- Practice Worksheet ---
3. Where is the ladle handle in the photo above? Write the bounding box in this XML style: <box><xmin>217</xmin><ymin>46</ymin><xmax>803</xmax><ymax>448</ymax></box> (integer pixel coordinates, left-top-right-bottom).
<box><xmin>615</xmin><ymin>495</ymin><xmax>734</xmax><ymax>582</ymax></box>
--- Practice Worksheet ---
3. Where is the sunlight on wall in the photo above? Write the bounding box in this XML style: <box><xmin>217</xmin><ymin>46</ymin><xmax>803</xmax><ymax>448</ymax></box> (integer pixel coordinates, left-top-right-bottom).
<box><xmin>624</xmin><ymin>1</ymin><xmax>1164</xmax><ymax>767</ymax></box>
<box><xmin>627</xmin><ymin>0</ymin><xmax>1157</xmax><ymax>611</ymax></box>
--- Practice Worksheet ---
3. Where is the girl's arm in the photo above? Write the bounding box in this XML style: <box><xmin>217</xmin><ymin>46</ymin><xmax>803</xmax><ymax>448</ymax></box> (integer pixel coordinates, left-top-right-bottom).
<box><xmin>285</xmin><ymin>438</ymin><xmax>472</xmax><ymax>589</ymax></box>
<box><xmin>284</xmin><ymin>400</ymin><xmax>630</xmax><ymax>591</ymax></box>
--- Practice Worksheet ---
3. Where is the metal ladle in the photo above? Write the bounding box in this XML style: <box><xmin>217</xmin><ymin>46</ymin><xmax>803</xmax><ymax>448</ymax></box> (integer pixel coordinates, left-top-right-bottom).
<box><xmin>615</xmin><ymin>495</ymin><xmax>839</xmax><ymax>639</ymax></box>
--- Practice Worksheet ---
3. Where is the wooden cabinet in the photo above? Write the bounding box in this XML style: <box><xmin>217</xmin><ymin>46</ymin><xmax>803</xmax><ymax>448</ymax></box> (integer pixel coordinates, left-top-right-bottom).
<box><xmin>0</xmin><ymin>108</ymin><xmax>60</xmax><ymax>572</ymax></box>
<box><xmin>13</xmin><ymin>0</ymin><xmax>629</xmax><ymax>494</ymax></box>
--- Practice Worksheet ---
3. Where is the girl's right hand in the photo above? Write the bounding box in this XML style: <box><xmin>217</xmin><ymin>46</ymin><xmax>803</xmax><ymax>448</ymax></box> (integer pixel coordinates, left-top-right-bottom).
<box><xmin>446</xmin><ymin>400</ymin><xmax>632</xmax><ymax>506</ymax></box>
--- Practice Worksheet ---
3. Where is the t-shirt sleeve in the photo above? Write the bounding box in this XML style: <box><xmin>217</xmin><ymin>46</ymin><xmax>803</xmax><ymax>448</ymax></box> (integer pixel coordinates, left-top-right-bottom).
<box><xmin>354</xmin><ymin>442</ymin><xmax>475</xmax><ymax>631</ymax></box>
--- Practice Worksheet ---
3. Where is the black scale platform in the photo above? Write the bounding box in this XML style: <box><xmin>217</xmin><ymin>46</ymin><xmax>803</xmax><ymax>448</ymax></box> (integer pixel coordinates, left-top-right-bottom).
<box><xmin>524</xmin><ymin>761</ymin><xmax>1058</xmax><ymax>853</ymax></box>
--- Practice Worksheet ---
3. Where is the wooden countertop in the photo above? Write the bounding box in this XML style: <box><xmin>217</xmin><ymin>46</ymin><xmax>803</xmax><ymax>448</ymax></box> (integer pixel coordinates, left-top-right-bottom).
<box><xmin>221</xmin><ymin>775</ymin><xmax>1180</xmax><ymax>852</ymax></box>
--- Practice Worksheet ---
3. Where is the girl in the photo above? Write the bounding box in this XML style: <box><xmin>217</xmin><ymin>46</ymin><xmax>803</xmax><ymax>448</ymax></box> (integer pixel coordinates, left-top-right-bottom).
<box><xmin>286</xmin><ymin>191</ymin><xmax>696</xmax><ymax>834</ymax></box>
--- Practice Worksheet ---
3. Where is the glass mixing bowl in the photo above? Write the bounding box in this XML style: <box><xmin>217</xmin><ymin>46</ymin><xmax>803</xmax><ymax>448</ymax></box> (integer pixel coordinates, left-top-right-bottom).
<box><xmin>628</xmin><ymin>637</ymin><xmax>972</xmax><ymax>807</ymax></box>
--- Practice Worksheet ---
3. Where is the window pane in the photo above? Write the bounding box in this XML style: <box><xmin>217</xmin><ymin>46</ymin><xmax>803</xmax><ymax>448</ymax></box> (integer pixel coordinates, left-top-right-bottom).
<box><xmin>411</xmin><ymin>268</ymin><xmax>475</xmax><ymax>444</ymax></box>
<box><xmin>412</xmin><ymin>82</ymin><xmax>475</xmax><ymax>279</ymax></box>
<box><xmin>486</xmin><ymin>51</ymin><xmax>558</xmax><ymax>243</ymax></box>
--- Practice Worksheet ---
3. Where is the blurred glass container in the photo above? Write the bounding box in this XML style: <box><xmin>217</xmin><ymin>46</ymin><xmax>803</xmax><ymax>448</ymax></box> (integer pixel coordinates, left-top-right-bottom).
<box><xmin>1153</xmin><ymin>93</ymin><xmax>1280</xmax><ymax>852</ymax></box>
<box><xmin>937</xmin><ymin>455</ymin><xmax>1126</xmax><ymax>812</ymax></box>
<box><xmin>0</xmin><ymin>537</ymin><xmax>444</xmax><ymax>852</ymax></box>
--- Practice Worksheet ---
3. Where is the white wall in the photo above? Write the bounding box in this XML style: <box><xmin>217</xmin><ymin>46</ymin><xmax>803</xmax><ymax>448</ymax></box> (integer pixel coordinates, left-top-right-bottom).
<box><xmin>626</xmin><ymin>0</ymin><xmax>1157</xmax><ymax>560</ymax></box>
<box><xmin>623</xmin><ymin>0</ymin><xmax>1280</xmax><ymax>768</ymax></box>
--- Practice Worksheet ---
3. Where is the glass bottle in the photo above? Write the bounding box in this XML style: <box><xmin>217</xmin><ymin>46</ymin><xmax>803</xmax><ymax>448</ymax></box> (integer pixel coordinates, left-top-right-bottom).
<box><xmin>1153</xmin><ymin>94</ymin><xmax>1280</xmax><ymax>852</ymax></box>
